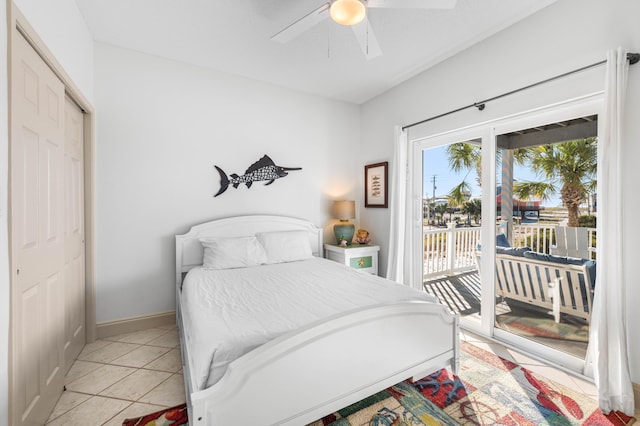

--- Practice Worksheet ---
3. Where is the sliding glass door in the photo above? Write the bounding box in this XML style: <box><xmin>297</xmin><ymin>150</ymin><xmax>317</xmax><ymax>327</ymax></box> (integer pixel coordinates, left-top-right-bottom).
<box><xmin>411</xmin><ymin>95</ymin><xmax>603</xmax><ymax>376</ymax></box>
<box><xmin>490</xmin><ymin>100</ymin><xmax>601</xmax><ymax>374</ymax></box>
<box><xmin>413</xmin><ymin>128</ymin><xmax>494</xmax><ymax>334</ymax></box>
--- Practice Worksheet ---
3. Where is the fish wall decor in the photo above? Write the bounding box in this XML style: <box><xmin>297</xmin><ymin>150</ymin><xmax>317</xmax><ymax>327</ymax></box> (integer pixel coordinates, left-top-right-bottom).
<box><xmin>214</xmin><ymin>155</ymin><xmax>302</xmax><ymax>197</ymax></box>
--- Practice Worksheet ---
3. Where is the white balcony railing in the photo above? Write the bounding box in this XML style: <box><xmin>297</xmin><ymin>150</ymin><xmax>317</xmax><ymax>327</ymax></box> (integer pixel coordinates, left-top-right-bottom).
<box><xmin>423</xmin><ymin>224</ymin><xmax>596</xmax><ymax>278</ymax></box>
<box><xmin>423</xmin><ymin>224</ymin><xmax>481</xmax><ymax>278</ymax></box>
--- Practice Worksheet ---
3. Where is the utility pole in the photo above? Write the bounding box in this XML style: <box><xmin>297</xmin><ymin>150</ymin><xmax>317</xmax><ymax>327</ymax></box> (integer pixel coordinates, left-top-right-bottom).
<box><xmin>431</xmin><ymin>175</ymin><xmax>437</xmax><ymax>201</ymax></box>
<box><xmin>427</xmin><ymin>175</ymin><xmax>437</xmax><ymax>226</ymax></box>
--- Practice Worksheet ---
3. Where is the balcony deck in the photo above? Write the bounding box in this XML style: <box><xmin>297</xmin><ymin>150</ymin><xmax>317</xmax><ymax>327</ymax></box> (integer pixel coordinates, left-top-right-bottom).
<box><xmin>423</xmin><ymin>269</ymin><xmax>589</xmax><ymax>359</ymax></box>
<box><xmin>422</xmin><ymin>270</ymin><xmax>482</xmax><ymax>316</ymax></box>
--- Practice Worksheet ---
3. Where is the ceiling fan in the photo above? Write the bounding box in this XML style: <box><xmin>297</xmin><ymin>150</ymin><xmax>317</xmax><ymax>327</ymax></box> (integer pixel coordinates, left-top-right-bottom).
<box><xmin>271</xmin><ymin>0</ymin><xmax>457</xmax><ymax>59</ymax></box>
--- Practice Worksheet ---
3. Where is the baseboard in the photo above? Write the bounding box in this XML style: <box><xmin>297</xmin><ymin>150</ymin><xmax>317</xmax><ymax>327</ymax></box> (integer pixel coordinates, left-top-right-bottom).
<box><xmin>96</xmin><ymin>310</ymin><xmax>176</xmax><ymax>339</ymax></box>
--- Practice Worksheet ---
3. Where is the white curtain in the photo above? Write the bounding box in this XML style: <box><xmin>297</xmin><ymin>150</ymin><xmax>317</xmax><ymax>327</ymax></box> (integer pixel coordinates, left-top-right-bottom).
<box><xmin>386</xmin><ymin>126</ymin><xmax>410</xmax><ymax>283</ymax></box>
<box><xmin>588</xmin><ymin>48</ymin><xmax>635</xmax><ymax>415</ymax></box>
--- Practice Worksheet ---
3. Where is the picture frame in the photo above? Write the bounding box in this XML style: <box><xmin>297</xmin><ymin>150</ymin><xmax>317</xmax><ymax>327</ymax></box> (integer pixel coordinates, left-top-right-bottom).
<box><xmin>364</xmin><ymin>161</ymin><xmax>388</xmax><ymax>208</ymax></box>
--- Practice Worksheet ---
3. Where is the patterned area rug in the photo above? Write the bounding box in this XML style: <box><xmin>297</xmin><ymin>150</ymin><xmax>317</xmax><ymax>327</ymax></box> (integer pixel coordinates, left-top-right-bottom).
<box><xmin>310</xmin><ymin>342</ymin><xmax>634</xmax><ymax>426</ymax></box>
<box><xmin>122</xmin><ymin>403</ymin><xmax>187</xmax><ymax>426</ymax></box>
<box><xmin>122</xmin><ymin>342</ymin><xmax>635</xmax><ymax>426</ymax></box>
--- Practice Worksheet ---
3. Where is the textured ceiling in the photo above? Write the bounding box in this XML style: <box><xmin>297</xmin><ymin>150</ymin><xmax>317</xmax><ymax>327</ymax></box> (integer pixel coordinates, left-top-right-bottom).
<box><xmin>74</xmin><ymin>0</ymin><xmax>557</xmax><ymax>104</ymax></box>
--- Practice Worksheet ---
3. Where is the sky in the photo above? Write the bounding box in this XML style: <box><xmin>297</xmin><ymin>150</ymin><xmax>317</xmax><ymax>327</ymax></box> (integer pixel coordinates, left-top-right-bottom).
<box><xmin>422</xmin><ymin>145</ymin><xmax>563</xmax><ymax>208</ymax></box>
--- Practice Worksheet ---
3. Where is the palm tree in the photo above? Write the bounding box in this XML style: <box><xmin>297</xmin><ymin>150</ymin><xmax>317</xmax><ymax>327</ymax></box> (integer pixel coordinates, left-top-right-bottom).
<box><xmin>514</xmin><ymin>138</ymin><xmax>597</xmax><ymax>227</ymax></box>
<box><xmin>434</xmin><ymin>202</ymin><xmax>447</xmax><ymax>226</ymax></box>
<box><xmin>448</xmin><ymin>181</ymin><xmax>472</xmax><ymax>207</ymax></box>
<box><xmin>448</xmin><ymin>181</ymin><xmax>472</xmax><ymax>224</ymax></box>
<box><xmin>446</xmin><ymin>142</ymin><xmax>530</xmax><ymax>188</ymax></box>
<box><xmin>426</xmin><ymin>201</ymin><xmax>437</xmax><ymax>224</ymax></box>
<box><xmin>446</xmin><ymin>143</ymin><xmax>482</xmax><ymax>186</ymax></box>
<box><xmin>445</xmin><ymin>139</ymin><xmax>597</xmax><ymax>228</ymax></box>
<box><xmin>463</xmin><ymin>198</ymin><xmax>482</xmax><ymax>224</ymax></box>
<box><xmin>446</xmin><ymin>204</ymin><xmax>456</xmax><ymax>223</ymax></box>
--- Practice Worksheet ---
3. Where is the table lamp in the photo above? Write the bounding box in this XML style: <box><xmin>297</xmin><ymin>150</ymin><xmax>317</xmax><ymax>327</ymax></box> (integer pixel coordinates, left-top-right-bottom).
<box><xmin>332</xmin><ymin>200</ymin><xmax>355</xmax><ymax>245</ymax></box>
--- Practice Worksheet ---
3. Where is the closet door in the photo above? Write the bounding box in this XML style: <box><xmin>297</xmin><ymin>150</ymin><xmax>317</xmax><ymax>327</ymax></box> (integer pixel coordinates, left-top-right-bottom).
<box><xmin>64</xmin><ymin>97</ymin><xmax>86</xmax><ymax>370</ymax></box>
<box><xmin>11</xmin><ymin>31</ymin><xmax>66</xmax><ymax>425</ymax></box>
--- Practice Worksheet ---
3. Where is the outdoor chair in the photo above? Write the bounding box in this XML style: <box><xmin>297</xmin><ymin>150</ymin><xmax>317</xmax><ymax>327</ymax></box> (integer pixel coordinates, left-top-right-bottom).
<box><xmin>476</xmin><ymin>234</ymin><xmax>595</xmax><ymax>323</ymax></box>
<box><xmin>550</xmin><ymin>226</ymin><xmax>589</xmax><ymax>259</ymax></box>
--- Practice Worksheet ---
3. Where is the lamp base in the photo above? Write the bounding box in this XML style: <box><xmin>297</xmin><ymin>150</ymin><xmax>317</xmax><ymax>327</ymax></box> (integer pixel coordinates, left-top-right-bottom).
<box><xmin>334</xmin><ymin>222</ymin><xmax>355</xmax><ymax>245</ymax></box>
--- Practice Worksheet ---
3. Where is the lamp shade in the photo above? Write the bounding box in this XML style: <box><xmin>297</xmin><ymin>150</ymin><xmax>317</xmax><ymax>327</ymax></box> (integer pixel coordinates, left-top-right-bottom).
<box><xmin>332</xmin><ymin>200</ymin><xmax>355</xmax><ymax>221</ymax></box>
<box><xmin>329</xmin><ymin>0</ymin><xmax>366</xmax><ymax>26</ymax></box>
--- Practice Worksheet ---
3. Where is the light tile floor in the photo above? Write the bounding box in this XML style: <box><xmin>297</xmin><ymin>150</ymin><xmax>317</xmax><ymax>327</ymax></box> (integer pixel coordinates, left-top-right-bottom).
<box><xmin>47</xmin><ymin>325</ymin><xmax>639</xmax><ymax>425</ymax></box>
<box><xmin>46</xmin><ymin>324</ymin><xmax>185</xmax><ymax>426</ymax></box>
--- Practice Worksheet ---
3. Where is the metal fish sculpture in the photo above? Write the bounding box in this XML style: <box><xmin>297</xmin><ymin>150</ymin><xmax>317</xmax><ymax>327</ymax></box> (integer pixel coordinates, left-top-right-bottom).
<box><xmin>214</xmin><ymin>155</ymin><xmax>302</xmax><ymax>197</ymax></box>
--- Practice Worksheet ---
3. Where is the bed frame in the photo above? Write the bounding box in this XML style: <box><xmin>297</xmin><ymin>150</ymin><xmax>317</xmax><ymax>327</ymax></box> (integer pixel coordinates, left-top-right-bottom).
<box><xmin>175</xmin><ymin>215</ymin><xmax>459</xmax><ymax>426</ymax></box>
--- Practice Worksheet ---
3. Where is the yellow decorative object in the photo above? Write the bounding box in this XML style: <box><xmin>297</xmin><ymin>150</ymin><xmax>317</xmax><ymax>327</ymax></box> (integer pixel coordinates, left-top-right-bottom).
<box><xmin>354</xmin><ymin>229</ymin><xmax>371</xmax><ymax>245</ymax></box>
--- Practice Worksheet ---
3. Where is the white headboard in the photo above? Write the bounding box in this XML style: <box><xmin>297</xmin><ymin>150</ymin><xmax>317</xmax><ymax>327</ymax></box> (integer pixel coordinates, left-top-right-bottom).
<box><xmin>175</xmin><ymin>215</ymin><xmax>323</xmax><ymax>286</ymax></box>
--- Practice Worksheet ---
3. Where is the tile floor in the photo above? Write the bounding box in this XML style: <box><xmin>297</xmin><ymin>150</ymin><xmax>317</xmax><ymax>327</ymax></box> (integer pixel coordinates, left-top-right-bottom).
<box><xmin>47</xmin><ymin>325</ymin><xmax>639</xmax><ymax>425</ymax></box>
<box><xmin>46</xmin><ymin>324</ymin><xmax>185</xmax><ymax>426</ymax></box>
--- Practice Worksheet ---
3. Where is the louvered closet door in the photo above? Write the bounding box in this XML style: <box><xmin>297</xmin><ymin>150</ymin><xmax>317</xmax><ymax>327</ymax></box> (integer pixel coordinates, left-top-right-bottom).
<box><xmin>64</xmin><ymin>96</ymin><xmax>85</xmax><ymax>370</ymax></box>
<box><xmin>11</xmin><ymin>31</ymin><xmax>66</xmax><ymax>425</ymax></box>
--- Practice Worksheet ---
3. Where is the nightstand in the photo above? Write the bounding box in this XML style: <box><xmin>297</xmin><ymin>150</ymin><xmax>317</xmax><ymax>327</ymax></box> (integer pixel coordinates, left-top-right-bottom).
<box><xmin>324</xmin><ymin>244</ymin><xmax>380</xmax><ymax>275</ymax></box>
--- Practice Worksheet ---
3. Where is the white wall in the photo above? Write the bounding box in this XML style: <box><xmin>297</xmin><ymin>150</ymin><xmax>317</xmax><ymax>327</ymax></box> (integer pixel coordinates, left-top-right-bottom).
<box><xmin>94</xmin><ymin>43</ymin><xmax>361</xmax><ymax>323</ymax></box>
<box><xmin>361</xmin><ymin>0</ymin><xmax>640</xmax><ymax>384</ymax></box>
<box><xmin>13</xmin><ymin>0</ymin><xmax>94</xmax><ymax>102</ymax></box>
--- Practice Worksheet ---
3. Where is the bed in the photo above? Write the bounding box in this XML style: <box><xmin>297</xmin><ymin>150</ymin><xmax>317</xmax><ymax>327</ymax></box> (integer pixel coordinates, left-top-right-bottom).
<box><xmin>175</xmin><ymin>215</ymin><xmax>459</xmax><ymax>426</ymax></box>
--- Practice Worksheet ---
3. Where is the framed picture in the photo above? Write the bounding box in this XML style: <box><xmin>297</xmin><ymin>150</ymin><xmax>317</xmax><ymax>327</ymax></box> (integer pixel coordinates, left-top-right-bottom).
<box><xmin>364</xmin><ymin>161</ymin><xmax>388</xmax><ymax>208</ymax></box>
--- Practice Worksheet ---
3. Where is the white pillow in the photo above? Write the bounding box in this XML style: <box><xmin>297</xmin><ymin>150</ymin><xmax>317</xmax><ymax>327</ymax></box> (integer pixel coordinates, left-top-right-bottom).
<box><xmin>200</xmin><ymin>236</ymin><xmax>268</xmax><ymax>270</ymax></box>
<box><xmin>256</xmin><ymin>230</ymin><xmax>313</xmax><ymax>264</ymax></box>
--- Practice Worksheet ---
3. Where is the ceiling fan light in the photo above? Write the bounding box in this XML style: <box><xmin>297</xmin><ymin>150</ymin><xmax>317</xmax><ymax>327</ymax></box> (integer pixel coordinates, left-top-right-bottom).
<box><xmin>330</xmin><ymin>0</ymin><xmax>366</xmax><ymax>26</ymax></box>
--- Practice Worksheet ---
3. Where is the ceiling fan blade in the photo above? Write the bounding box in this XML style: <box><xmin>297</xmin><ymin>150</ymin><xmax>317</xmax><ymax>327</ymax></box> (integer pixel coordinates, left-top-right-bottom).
<box><xmin>271</xmin><ymin>3</ymin><xmax>330</xmax><ymax>43</ymax></box>
<box><xmin>351</xmin><ymin>17</ymin><xmax>382</xmax><ymax>60</ymax></box>
<box><xmin>367</xmin><ymin>0</ymin><xmax>457</xmax><ymax>9</ymax></box>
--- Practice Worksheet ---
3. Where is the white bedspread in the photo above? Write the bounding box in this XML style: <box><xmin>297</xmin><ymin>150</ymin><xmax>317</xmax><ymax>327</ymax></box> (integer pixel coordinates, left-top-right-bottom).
<box><xmin>180</xmin><ymin>257</ymin><xmax>438</xmax><ymax>390</ymax></box>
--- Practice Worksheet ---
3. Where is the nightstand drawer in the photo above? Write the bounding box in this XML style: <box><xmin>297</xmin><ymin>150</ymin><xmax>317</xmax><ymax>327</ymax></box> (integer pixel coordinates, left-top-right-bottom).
<box><xmin>350</xmin><ymin>256</ymin><xmax>372</xmax><ymax>269</ymax></box>
<box><xmin>324</xmin><ymin>244</ymin><xmax>380</xmax><ymax>275</ymax></box>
